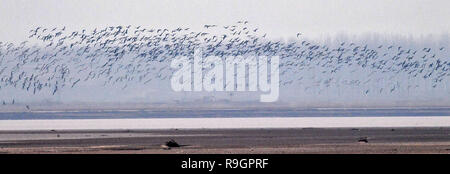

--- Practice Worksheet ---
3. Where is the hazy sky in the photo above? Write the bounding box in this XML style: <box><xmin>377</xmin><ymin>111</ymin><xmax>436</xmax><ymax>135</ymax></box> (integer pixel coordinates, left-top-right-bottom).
<box><xmin>1</xmin><ymin>0</ymin><xmax>449</xmax><ymax>43</ymax></box>
<box><xmin>0</xmin><ymin>0</ymin><xmax>448</xmax><ymax>106</ymax></box>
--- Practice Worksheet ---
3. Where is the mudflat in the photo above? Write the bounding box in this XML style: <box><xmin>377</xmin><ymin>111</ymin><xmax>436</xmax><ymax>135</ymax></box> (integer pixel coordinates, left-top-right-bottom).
<box><xmin>0</xmin><ymin>127</ymin><xmax>449</xmax><ymax>154</ymax></box>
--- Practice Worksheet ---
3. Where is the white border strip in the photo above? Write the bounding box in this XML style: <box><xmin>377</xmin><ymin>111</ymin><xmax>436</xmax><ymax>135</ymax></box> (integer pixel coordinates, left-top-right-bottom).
<box><xmin>0</xmin><ymin>117</ymin><xmax>449</xmax><ymax>130</ymax></box>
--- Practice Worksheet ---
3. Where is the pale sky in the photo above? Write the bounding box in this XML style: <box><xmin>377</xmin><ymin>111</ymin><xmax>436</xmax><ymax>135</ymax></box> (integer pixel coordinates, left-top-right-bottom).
<box><xmin>0</xmin><ymin>0</ymin><xmax>448</xmax><ymax>106</ymax></box>
<box><xmin>1</xmin><ymin>0</ymin><xmax>449</xmax><ymax>43</ymax></box>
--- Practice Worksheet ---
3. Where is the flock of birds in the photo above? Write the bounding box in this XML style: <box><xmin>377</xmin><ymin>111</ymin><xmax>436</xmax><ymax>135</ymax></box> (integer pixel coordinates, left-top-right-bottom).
<box><xmin>0</xmin><ymin>21</ymin><xmax>448</xmax><ymax>105</ymax></box>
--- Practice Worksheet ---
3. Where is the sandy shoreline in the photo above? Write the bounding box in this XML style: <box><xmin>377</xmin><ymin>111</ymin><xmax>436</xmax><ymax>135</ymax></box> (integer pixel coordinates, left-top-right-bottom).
<box><xmin>1</xmin><ymin>127</ymin><xmax>449</xmax><ymax>154</ymax></box>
